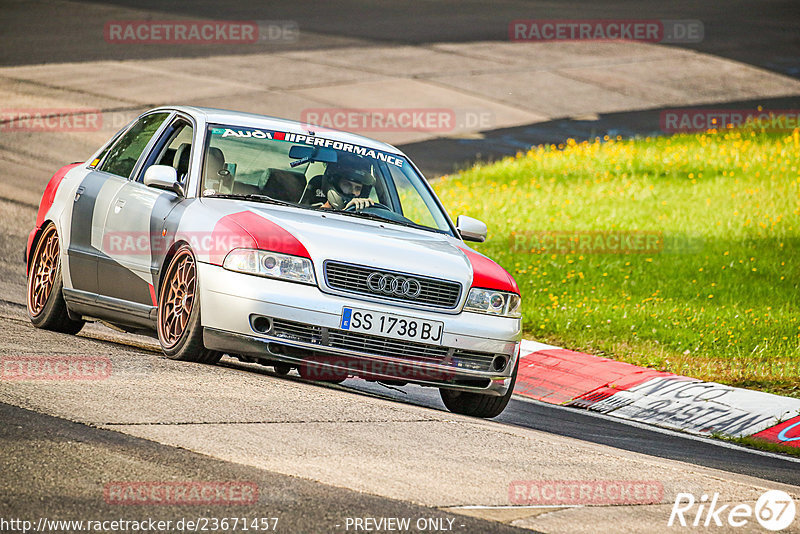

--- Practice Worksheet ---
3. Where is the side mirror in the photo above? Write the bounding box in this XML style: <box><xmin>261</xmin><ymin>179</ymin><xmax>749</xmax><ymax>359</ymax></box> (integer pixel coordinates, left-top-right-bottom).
<box><xmin>456</xmin><ymin>215</ymin><xmax>487</xmax><ymax>243</ymax></box>
<box><xmin>143</xmin><ymin>165</ymin><xmax>184</xmax><ymax>196</ymax></box>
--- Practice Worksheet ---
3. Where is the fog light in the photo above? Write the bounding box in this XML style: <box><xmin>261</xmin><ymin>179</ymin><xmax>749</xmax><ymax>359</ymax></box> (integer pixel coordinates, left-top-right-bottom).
<box><xmin>251</xmin><ymin>315</ymin><xmax>273</xmax><ymax>333</ymax></box>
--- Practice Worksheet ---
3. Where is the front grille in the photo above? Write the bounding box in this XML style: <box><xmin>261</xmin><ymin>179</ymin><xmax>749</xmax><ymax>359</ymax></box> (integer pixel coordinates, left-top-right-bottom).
<box><xmin>324</xmin><ymin>261</ymin><xmax>462</xmax><ymax>309</ymax></box>
<box><xmin>257</xmin><ymin>316</ymin><xmax>497</xmax><ymax>372</ymax></box>
<box><xmin>328</xmin><ymin>329</ymin><xmax>449</xmax><ymax>363</ymax></box>
<box><xmin>271</xmin><ymin>319</ymin><xmax>322</xmax><ymax>344</ymax></box>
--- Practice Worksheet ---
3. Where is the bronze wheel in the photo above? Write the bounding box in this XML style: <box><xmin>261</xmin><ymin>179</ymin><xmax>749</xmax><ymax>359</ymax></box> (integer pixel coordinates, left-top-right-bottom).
<box><xmin>157</xmin><ymin>245</ymin><xmax>220</xmax><ymax>364</ymax></box>
<box><xmin>26</xmin><ymin>224</ymin><xmax>84</xmax><ymax>334</ymax></box>
<box><xmin>158</xmin><ymin>248</ymin><xmax>196</xmax><ymax>349</ymax></box>
<box><xmin>27</xmin><ymin>225</ymin><xmax>59</xmax><ymax>317</ymax></box>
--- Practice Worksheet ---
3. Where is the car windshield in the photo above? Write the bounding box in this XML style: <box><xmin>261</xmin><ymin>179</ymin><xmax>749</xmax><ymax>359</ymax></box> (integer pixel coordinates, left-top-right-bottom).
<box><xmin>201</xmin><ymin>124</ymin><xmax>453</xmax><ymax>235</ymax></box>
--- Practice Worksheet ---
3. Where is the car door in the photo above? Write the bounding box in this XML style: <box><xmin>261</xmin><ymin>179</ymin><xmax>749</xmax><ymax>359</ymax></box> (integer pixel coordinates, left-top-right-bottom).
<box><xmin>67</xmin><ymin>112</ymin><xmax>170</xmax><ymax>296</ymax></box>
<box><xmin>97</xmin><ymin>115</ymin><xmax>195</xmax><ymax>308</ymax></box>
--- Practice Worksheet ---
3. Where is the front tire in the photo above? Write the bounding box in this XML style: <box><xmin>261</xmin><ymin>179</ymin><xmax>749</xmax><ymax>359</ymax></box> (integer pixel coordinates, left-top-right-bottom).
<box><xmin>439</xmin><ymin>359</ymin><xmax>518</xmax><ymax>418</ymax></box>
<box><xmin>157</xmin><ymin>246</ymin><xmax>220</xmax><ymax>364</ymax></box>
<box><xmin>273</xmin><ymin>362</ymin><xmax>292</xmax><ymax>375</ymax></box>
<box><xmin>26</xmin><ymin>224</ymin><xmax>84</xmax><ymax>335</ymax></box>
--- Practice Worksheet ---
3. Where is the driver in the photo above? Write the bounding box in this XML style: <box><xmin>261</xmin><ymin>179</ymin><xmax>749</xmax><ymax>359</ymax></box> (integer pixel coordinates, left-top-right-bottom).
<box><xmin>320</xmin><ymin>153</ymin><xmax>376</xmax><ymax>210</ymax></box>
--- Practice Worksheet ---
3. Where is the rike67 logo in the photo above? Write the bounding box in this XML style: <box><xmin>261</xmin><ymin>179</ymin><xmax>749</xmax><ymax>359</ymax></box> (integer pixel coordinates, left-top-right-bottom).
<box><xmin>669</xmin><ymin>490</ymin><xmax>796</xmax><ymax>531</ymax></box>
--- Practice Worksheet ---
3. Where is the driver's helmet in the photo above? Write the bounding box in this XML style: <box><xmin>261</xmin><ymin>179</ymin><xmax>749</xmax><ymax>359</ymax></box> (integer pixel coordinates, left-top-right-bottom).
<box><xmin>322</xmin><ymin>153</ymin><xmax>376</xmax><ymax>209</ymax></box>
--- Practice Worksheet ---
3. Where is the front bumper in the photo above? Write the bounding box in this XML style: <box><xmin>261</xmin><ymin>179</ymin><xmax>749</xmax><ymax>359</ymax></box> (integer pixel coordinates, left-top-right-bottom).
<box><xmin>197</xmin><ymin>263</ymin><xmax>521</xmax><ymax>395</ymax></box>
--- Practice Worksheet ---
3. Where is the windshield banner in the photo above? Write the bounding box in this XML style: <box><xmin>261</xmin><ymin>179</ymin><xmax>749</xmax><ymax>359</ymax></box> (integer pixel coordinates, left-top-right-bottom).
<box><xmin>211</xmin><ymin>127</ymin><xmax>404</xmax><ymax>167</ymax></box>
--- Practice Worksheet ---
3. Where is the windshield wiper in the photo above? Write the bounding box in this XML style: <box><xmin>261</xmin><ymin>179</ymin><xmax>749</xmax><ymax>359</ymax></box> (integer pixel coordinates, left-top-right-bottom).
<box><xmin>206</xmin><ymin>193</ymin><xmax>296</xmax><ymax>208</ymax></box>
<box><xmin>207</xmin><ymin>194</ymin><xmax>444</xmax><ymax>233</ymax></box>
<box><xmin>336</xmin><ymin>209</ymin><xmax>429</xmax><ymax>231</ymax></box>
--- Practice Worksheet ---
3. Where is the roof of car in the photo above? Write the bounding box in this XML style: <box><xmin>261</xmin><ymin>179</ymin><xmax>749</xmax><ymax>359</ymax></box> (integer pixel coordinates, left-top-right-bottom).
<box><xmin>155</xmin><ymin>105</ymin><xmax>403</xmax><ymax>155</ymax></box>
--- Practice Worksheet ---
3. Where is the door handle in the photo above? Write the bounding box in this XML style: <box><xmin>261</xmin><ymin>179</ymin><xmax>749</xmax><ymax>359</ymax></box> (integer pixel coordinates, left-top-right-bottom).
<box><xmin>74</xmin><ymin>186</ymin><xmax>85</xmax><ymax>202</ymax></box>
<box><xmin>113</xmin><ymin>199</ymin><xmax>126</xmax><ymax>213</ymax></box>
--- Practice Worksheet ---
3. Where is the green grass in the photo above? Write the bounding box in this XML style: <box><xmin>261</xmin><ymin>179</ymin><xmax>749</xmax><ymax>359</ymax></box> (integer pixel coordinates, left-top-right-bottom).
<box><xmin>434</xmin><ymin>126</ymin><xmax>800</xmax><ymax>397</ymax></box>
<box><xmin>719</xmin><ymin>435</ymin><xmax>800</xmax><ymax>458</ymax></box>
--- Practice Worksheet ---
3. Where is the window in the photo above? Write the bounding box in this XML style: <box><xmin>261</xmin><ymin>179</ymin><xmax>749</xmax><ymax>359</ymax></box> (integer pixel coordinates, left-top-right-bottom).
<box><xmin>90</xmin><ymin>125</ymin><xmax>129</xmax><ymax>168</ymax></box>
<box><xmin>142</xmin><ymin>119</ymin><xmax>194</xmax><ymax>183</ymax></box>
<box><xmin>98</xmin><ymin>112</ymin><xmax>169</xmax><ymax>179</ymax></box>
<box><xmin>200</xmin><ymin>124</ymin><xmax>454</xmax><ymax>235</ymax></box>
<box><xmin>380</xmin><ymin>161</ymin><xmax>447</xmax><ymax>231</ymax></box>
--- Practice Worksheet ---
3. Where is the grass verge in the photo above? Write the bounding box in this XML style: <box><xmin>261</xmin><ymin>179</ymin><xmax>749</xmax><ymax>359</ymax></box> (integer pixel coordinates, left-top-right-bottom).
<box><xmin>718</xmin><ymin>435</ymin><xmax>800</xmax><ymax>458</ymax></box>
<box><xmin>434</xmin><ymin>125</ymin><xmax>800</xmax><ymax>398</ymax></box>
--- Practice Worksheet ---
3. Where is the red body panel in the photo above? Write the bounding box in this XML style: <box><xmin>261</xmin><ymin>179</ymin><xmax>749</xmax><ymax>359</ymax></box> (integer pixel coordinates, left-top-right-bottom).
<box><xmin>35</xmin><ymin>163</ymin><xmax>80</xmax><ymax>228</ymax></box>
<box><xmin>208</xmin><ymin>210</ymin><xmax>310</xmax><ymax>265</ymax></box>
<box><xmin>26</xmin><ymin>163</ymin><xmax>81</xmax><ymax>270</ymax></box>
<box><xmin>459</xmin><ymin>246</ymin><xmax>520</xmax><ymax>294</ymax></box>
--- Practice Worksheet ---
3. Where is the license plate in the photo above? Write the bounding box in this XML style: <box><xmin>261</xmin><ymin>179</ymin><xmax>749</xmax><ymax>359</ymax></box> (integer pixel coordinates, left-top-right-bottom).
<box><xmin>340</xmin><ymin>307</ymin><xmax>444</xmax><ymax>345</ymax></box>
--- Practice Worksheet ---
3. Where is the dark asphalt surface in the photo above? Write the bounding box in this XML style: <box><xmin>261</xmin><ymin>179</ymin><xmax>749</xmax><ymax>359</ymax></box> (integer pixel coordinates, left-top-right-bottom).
<box><xmin>4</xmin><ymin>0</ymin><xmax>800</xmax><ymax>79</ymax></box>
<box><xmin>335</xmin><ymin>379</ymin><xmax>800</xmax><ymax>488</ymax></box>
<box><xmin>0</xmin><ymin>293</ymin><xmax>797</xmax><ymax>534</ymax></box>
<box><xmin>0</xmin><ymin>401</ymin><xmax>530</xmax><ymax>534</ymax></box>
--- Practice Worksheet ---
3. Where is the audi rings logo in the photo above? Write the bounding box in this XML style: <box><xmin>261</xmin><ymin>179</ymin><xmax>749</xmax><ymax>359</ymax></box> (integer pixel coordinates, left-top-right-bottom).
<box><xmin>366</xmin><ymin>272</ymin><xmax>422</xmax><ymax>298</ymax></box>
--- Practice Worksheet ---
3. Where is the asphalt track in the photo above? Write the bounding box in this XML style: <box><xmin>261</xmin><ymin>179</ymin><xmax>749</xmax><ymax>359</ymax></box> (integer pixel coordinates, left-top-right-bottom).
<box><xmin>0</xmin><ymin>401</ymin><xmax>525</xmax><ymax>534</ymax></box>
<box><xmin>1</xmin><ymin>294</ymin><xmax>798</xmax><ymax>532</ymax></box>
<box><xmin>5</xmin><ymin>0</ymin><xmax>800</xmax><ymax>77</ymax></box>
<box><xmin>341</xmin><ymin>379</ymin><xmax>800</xmax><ymax>487</ymax></box>
<box><xmin>1</xmin><ymin>1</ymin><xmax>800</xmax><ymax>532</ymax></box>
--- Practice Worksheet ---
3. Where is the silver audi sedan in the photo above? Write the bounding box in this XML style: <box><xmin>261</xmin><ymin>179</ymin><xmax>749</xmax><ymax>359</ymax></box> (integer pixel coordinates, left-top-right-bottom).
<box><xmin>26</xmin><ymin>106</ymin><xmax>522</xmax><ymax>418</ymax></box>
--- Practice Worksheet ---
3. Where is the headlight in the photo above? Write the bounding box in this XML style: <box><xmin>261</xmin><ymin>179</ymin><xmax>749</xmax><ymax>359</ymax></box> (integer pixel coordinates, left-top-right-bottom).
<box><xmin>464</xmin><ymin>288</ymin><xmax>522</xmax><ymax>318</ymax></box>
<box><xmin>223</xmin><ymin>249</ymin><xmax>316</xmax><ymax>285</ymax></box>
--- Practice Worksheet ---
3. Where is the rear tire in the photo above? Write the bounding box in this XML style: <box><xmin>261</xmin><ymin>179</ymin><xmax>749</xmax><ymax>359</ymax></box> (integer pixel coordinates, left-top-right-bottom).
<box><xmin>26</xmin><ymin>224</ymin><xmax>84</xmax><ymax>335</ymax></box>
<box><xmin>157</xmin><ymin>245</ymin><xmax>221</xmax><ymax>364</ymax></box>
<box><xmin>439</xmin><ymin>359</ymin><xmax>518</xmax><ymax>418</ymax></box>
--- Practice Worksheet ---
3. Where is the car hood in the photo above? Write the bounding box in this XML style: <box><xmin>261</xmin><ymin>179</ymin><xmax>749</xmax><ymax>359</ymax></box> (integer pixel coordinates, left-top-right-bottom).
<box><xmin>248</xmin><ymin>204</ymin><xmax>472</xmax><ymax>284</ymax></box>
<box><xmin>197</xmin><ymin>199</ymin><xmax>518</xmax><ymax>294</ymax></box>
